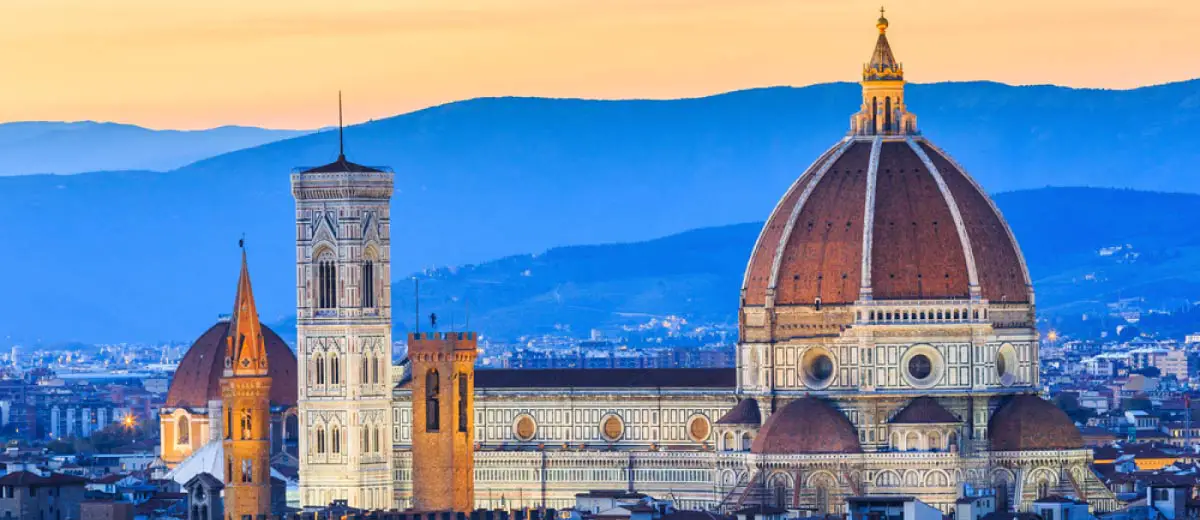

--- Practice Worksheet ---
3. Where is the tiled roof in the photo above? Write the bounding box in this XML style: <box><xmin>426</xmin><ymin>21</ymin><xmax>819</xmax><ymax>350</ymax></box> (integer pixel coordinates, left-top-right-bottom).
<box><xmin>743</xmin><ymin>138</ymin><xmax>1031</xmax><ymax>308</ymax></box>
<box><xmin>300</xmin><ymin>155</ymin><xmax>383</xmax><ymax>174</ymax></box>
<box><xmin>473</xmin><ymin>368</ymin><xmax>735</xmax><ymax>389</ymax></box>
<box><xmin>716</xmin><ymin>399</ymin><xmax>761</xmax><ymax>425</ymax></box>
<box><xmin>0</xmin><ymin>471</ymin><xmax>87</xmax><ymax>487</ymax></box>
<box><xmin>988</xmin><ymin>394</ymin><xmax>1083</xmax><ymax>451</ymax></box>
<box><xmin>751</xmin><ymin>397</ymin><xmax>861</xmax><ymax>455</ymax></box>
<box><xmin>164</xmin><ymin>320</ymin><xmax>297</xmax><ymax>408</ymax></box>
<box><xmin>889</xmin><ymin>397</ymin><xmax>959</xmax><ymax>424</ymax></box>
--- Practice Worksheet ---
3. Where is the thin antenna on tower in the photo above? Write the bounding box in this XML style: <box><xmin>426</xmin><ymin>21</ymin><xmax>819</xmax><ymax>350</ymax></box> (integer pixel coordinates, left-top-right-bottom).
<box><xmin>338</xmin><ymin>91</ymin><xmax>345</xmax><ymax>159</ymax></box>
<box><xmin>414</xmin><ymin>278</ymin><xmax>420</xmax><ymax>334</ymax></box>
<box><xmin>465</xmin><ymin>298</ymin><xmax>471</xmax><ymax>331</ymax></box>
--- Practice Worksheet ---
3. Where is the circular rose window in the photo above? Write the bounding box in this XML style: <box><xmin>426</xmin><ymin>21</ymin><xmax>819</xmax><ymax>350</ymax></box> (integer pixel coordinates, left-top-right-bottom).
<box><xmin>800</xmin><ymin>348</ymin><xmax>837</xmax><ymax>389</ymax></box>
<box><xmin>900</xmin><ymin>345</ymin><xmax>943</xmax><ymax>389</ymax></box>
<box><xmin>601</xmin><ymin>415</ymin><xmax>624</xmax><ymax>441</ymax></box>
<box><xmin>687</xmin><ymin>415</ymin><xmax>711</xmax><ymax>443</ymax></box>
<box><xmin>513</xmin><ymin>414</ymin><xmax>537</xmax><ymax>441</ymax></box>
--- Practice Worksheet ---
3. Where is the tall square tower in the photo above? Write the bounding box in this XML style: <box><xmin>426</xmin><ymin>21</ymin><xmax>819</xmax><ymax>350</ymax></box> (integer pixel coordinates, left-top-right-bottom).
<box><xmin>291</xmin><ymin>152</ymin><xmax>394</xmax><ymax>510</ymax></box>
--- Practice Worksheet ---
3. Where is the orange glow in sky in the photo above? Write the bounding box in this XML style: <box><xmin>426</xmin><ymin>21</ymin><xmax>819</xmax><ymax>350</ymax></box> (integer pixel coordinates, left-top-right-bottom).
<box><xmin>1</xmin><ymin>0</ymin><xmax>1196</xmax><ymax>129</ymax></box>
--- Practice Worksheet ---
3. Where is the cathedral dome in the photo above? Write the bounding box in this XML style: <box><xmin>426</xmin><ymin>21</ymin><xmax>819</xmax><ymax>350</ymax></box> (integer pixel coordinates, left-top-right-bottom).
<box><xmin>987</xmin><ymin>394</ymin><xmax>1083</xmax><ymax>451</ymax></box>
<box><xmin>741</xmin><ymin>138</ymin><xmax>1031</xmax><ymax>308</ymax></box>
<box><xmin>751</xmin><ymin>397</ymin><xmax>861</xmax><ymax>454</ymax></box>
<box><xmin>741</xmin><ymin>14</ymin><xmax>1030</xmax><ymax>312</ymax></box>
<box><xmin>164</xmin><ymin>320</ymin><xmax>298</xmax><ymax>409</ymax></box>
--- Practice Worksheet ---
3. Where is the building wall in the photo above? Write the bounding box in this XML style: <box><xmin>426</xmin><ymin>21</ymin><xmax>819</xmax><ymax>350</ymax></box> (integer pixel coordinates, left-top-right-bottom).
<box><xmin>293</xmin><ymin>168</ymin><xmax>394</xmax><ymax>510</ymax></box>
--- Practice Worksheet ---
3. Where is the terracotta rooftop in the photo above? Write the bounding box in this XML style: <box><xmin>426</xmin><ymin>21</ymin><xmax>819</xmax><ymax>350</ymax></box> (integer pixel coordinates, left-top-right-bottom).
<box><xmin>742</xmin><ymin>138</ymin><xmax>1031</xmax><ymax>308</ymax></box>
<box><xmin>889</xmin><ymin>397</ymin><xmax>960</xmax><ymax>424</ymax></box>
<box><xmin>988</xmin><ymin>394</ymin><xmax>1083</xmax><ymax>451</ymax></box>
<box><xmin>164</xmin><ymin>320</ymin><xmax>297</xmax><ymax>409</ymax></box>
<box><xmin>0</xmin><ymin>472</ymin><xmax>88</xmax><ymax>487</ymax></box>
<box><xmin>472</xmin><ymin>368</ymin><xmax>735</xmax><ymax>389</ymax></box>
<box><xmin>716</xmin><ymin>399</ymin><xmax>762</xmax><ymax>425</ymax></box>
<box><xmin>751</xmin><ymin>397</ymin><xmax>861</xmax><ymax>455</ymax></box>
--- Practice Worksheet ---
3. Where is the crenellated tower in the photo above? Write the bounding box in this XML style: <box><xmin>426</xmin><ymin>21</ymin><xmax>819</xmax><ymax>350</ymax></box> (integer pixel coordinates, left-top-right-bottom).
<box><xmin>292</xmin><ymin>109</ymin><xmax>395</xmax><ymax>510</ymax></box>
<box><xmin>221</xmin><ymin>250</ymin><xmax>272</xmax><ymax>519</ymax></box>
<box><xmin>407</xmin><ymin>332</ymin><xmax>478</xmax><ymax>513</ymax></box>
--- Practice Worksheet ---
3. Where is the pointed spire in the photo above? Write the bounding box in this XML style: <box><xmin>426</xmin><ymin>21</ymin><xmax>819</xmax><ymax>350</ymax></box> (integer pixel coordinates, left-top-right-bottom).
<box><xmin>865</xmin><ymin>6</ymin><xmax>902</xmax><ymax>81</ymax></box>
<box><xmin>226</xmin><ymin>241</ymin><xmax>268</xmax><ymax>377</ymax></box>
<box><xmin>337</xmin><ymin>91</ymin><xmax>345</xmax><ymax>161</ymax></box>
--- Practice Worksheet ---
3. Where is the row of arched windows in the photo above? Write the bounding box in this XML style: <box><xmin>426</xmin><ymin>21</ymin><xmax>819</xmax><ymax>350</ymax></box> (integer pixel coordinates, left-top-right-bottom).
<box><xmin>361</xmin><ymin>353</ymin><xmax>384</xmax><ymax>384</ymax></box>
<box><xmin>314</xmin><ymin>353</ymin><xmax>341</xmax><ymax>386</ymax></box>
<box><xmin>423</xmin><ymin>369</ymin><xmax>470</xmax><ymax>433</ymax></box>
<box><xmin>360</xmin><ymin>424</ymin><xmax>384</xmax><ymax>454</ymax></box>
<box><xmin>314</xmin><ymin>250</ymin><xmax>380</xmax><ymax>311</ymax></box>
<box><xmin>314</xmin><ymin>425</ymin><xmax>342</xmax><ymax>455</ymax></box>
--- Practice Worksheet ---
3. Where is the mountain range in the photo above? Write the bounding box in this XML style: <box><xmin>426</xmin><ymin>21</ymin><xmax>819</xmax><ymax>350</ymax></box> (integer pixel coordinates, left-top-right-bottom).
<box><xmin>385</xmin><ymin>187</ymin><xmax>1200</xmax><ymax>342</ymax></box>
<box><xmin>0</xmin><ymin>121</ymin><xmax>308</xmax><ymax>175</ymax></box>
<box><xmin>2</xmin><ymin>79</ymin><xmax>1199</xmax><ymax>344</ymax></box>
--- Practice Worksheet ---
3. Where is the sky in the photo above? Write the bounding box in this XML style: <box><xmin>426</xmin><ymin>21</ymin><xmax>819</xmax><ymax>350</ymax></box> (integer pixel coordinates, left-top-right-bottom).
<box><xmin>2</xmin><ymin>0</ymin><xmax>1197</xmax><ymax>130</ymax></box>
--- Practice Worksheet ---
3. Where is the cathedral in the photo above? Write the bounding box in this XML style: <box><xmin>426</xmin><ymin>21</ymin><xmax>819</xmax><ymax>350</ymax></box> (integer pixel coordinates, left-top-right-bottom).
<box><xmin>162</xmin><ymin>10</ymin><xmax>1119</xmax><ymax>517</ymax></box>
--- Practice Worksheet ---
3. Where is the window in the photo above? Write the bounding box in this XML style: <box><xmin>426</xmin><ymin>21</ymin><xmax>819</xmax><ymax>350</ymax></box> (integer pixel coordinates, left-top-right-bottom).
<box><xmin>373</xmin><ymin>358</ymin><xmax>380</xmax><ymax>384</ymax></box>
<box><xmin>317</xmin><ymin>250</ymin><xmax>337</xmax><ymax>309</ymax></box>
<box><xmin>372</xmin><ymin>426</ymin><xmax>380</xmax><ymax>453</ymax></box>
<box><xmin>457</xmin><ymin>373</ymin><xmax>469</xmax><ymax>433</ymax></box>
<box><xmin>330</xmin><ymin>355</ymin><xmax>340</xmax><ymax>385</ymax></box>
<box><xmin>240</xmin><ymin>409</ymin><xmax>253</xmax><ymax>440</ymax></box>
<box><xmin>316</xmin><ymin>356</ymin><xmax>326</xmax><ymax>385</ymax></box>
<box><xmin>241</xmin><ymin>459</ymin><xmax>252</xmax><ymax>483</ymax></box>
<box><xmin>225</xmin><ymin>409</ymin><xmax>233</xmax><ymax>440</ymax></box>
<box><xmin>316</xmin><ymin>427</ymin><xmax>326</xmax><ymax>454</ymax></box>
<box><xmin>361</xmin><ymin>355</ymin><xmax>370</xmax><ymax>384</ymax></box>
<box><xmin>361</xmin><ymin>260</ymin><xmax>375</xmax><ymax>308</ymax></box>
<box><xmin>426</xmin><ymin>370</ymin><xmax>440</xmax><ymax>432</ymax></box>
<box><xmin>1041</xmin><ymin>509</ymin><xmax>1054</xmax><ymax>520</ymax></box>
<box><xmin>331</xmin><ymin>426</ymin><xmax>341</xmax><ymax>454</ymax></box>
<box><xmin>177</xmin><ymin>416</ymin><xmax>190</xmax><ymax>444</ymax></box>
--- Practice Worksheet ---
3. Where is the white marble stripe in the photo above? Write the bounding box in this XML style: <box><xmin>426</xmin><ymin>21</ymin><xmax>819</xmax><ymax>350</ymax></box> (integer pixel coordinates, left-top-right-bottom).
<box><xmin>765</xmin><ymin>138</ymin><xmax>857</xmax><ymax>300</ymax></box>
<box><xmin>741</xmin><ymin>137</ymin><xmax>849</xmax><ymax>296</ymax></box>
<box><xmin>858</xmin><ymin>136</ymin><xmax>883</xmax><ymax>301</ymax></box>
<box><xmin>921</xmin><ymin>141</ymin><xmax>1036</xmax><ymax>304</ymax></box>
<box><xmin>906</xmin><ymin>137</ymin><xmax>980</xmax><ymax>295</ymax></box>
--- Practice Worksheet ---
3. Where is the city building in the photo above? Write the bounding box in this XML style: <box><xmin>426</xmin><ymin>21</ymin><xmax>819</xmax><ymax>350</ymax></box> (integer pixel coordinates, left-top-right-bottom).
<box><xmin>334</xmin><ymin>11</ymin><xmax>1119</xmax><ymax>515</ymax></box>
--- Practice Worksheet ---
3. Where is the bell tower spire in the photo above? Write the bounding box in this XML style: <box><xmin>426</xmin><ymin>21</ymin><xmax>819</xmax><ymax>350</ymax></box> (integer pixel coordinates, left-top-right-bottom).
<box><xmin>850</xmin><ymin>8</ymin><xmax>918</xmax><ymax>136</ymax></box>
<box><xmin>225</xmin><ymin>244</ymin><xmax>268</xmax><ymax>377</ymax></box>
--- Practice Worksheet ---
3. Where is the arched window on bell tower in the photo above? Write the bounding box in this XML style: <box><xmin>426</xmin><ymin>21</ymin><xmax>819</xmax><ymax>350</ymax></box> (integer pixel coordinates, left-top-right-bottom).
<box><xmin>425</xmin><ymin>369</ymin><xmax>440</xmax><ymax>432</ymax></box>
<box><xmin>457</xmin><ymin>373</ymin><xmax>468</xmax><ymax>433</ymax></box>
<box><xmin>317</xmin><ymin>249</ymin><xmax>338</xmax><ymax>309</ymax></box>
<box><xmin>361</xmin><ymin>258</ymin><xmax>376</xmax><ymax>309</ymax></box>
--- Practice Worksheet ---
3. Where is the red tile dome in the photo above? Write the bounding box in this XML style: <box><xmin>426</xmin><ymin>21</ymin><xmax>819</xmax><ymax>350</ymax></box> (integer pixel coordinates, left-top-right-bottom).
<box><xmin>751</xmin><ymin>397</ymin><xmax>861</xmax><ymax>454</ymax></box>
<box><xmin>164</xmin><ymin>320</ymin><xmax>298</xmax><ymax>409</ymax></box>
<box><xmin>741</xmin><ymin>138</ymin><xmax>1031</xmax><ymax>308</ymax></box>
<box><xmin>988</xmin><ymin>394</ymin><xmax>1083</xmax><ymax>451</ymax></box>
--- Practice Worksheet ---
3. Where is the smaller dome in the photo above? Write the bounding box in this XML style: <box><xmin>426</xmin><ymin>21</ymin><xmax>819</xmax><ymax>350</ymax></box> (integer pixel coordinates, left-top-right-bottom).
<box><xmin>751</xmin><ymin>397</ymin><xmax>861</xmax><ymax>454</ymax></box>
<box><xmin>165</xmin><ymin>320</ymin><xmax>298</xmax><ymax>410</ymax></box>
<box><xmin>890</xmin><ymin>397</ymin><xmax>960</xmax><ymax>424</ymax></box>
<box><xmin>988</xmin><ymin>394</ymin><xmax>1083</xmax><ymax>451</ymax></box>
<box><xmin>716</xmin><ymin>399</ymin><xmax>762</xmax><ymax>426</ymax></box>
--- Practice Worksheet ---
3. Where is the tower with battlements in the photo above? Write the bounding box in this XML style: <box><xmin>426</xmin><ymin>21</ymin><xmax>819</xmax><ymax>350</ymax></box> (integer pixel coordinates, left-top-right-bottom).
<box><xmin>292</xmin><ymin>133</ymin><xmax>395</xmax><ymax>509</ymax></box>
<box><xmin>408</xmin><ymin>331</ymin><xmax>478</xmax><ymax>513</ymax></box>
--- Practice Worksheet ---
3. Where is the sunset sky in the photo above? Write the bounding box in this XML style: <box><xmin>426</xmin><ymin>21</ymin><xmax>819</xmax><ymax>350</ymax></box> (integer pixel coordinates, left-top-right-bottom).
<box><xmin>2</xmin><ymin>0</ymin><xmax>1197</xmax><ymax>130</ymax></box>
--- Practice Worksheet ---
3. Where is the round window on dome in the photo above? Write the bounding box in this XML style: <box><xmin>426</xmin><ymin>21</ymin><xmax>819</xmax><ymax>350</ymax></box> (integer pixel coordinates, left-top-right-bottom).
<box><xmin>601</xmin><ymin>414</ymin><xmax>624</xmax><ymax>442</ymax></box>
<box><xmin>687</xmin><ymin>415</ymin><xmax>711</xmax><ymax>443</ymax></box>
<box><xmin>800</xmin><ymin>348</ymin><xmax>837</xmax><ymax>390</ymax></box>
<box><xmin>900</xmin><ymin>345</ymin><xmax>944</xmax><ymax>389</ymax></box>
<box><xmin>908</xmin><ymin>355</ymin><xmax>932</xmax><ymax>380</ymax></box>
<box><xmin>513</xmin><ymin>414</ymin><xmax>537</xmax><ymax>442</ymax></box>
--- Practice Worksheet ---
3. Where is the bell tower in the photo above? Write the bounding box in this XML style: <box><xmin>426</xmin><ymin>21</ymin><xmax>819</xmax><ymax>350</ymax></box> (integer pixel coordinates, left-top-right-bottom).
<box><xmin>408</xmin><ymin>331</ymin><xmax>478</xmax><ymax>513</ymax></box>
<box><xmin>292</xmin><ymin>97</ymin><xmax>395</xmax><ymax>510</ymax></box>
<box><xmin>221</xmin><ymin>249</ymin><xmax>272</xmax><ymax>520</ymax></box>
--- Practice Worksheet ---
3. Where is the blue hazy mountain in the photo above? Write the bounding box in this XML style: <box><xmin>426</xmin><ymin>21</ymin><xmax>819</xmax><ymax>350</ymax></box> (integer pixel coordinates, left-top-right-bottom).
<box><xmin>391</xmin><ymin>188</ymin><xmax>1200</xmax><ymax>341</ymax></box>
<box><xmin>1</xmin><ymin>80</ymin><xmax>1199</xmax><ymax>343</ymax></box>
<box><xmin>0</xmin><ymin>121</ymin><xmax>309</xmax><ymax>175</ymax></box>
